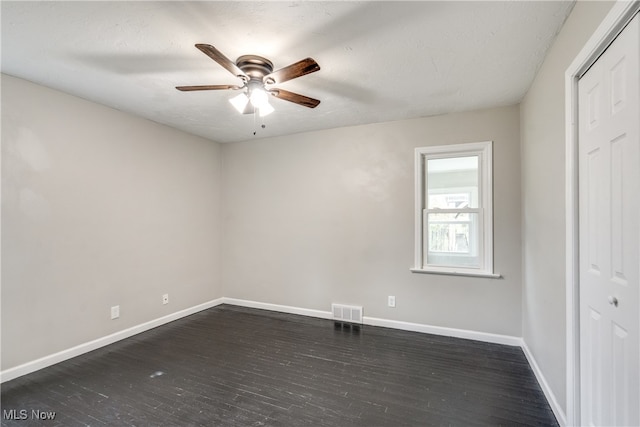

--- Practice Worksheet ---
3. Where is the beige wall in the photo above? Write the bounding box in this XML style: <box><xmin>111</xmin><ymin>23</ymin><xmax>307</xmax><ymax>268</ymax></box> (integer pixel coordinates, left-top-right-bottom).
<box><xmin>520</xmin><ymin>0</ymin><xmax>613</xmax><ymax>413</ymax></box>
<box><xmin>1</xmin><ymin>74</ymin><xmax>223</xmax><ymax>370</ymax></box>
<box><xmin>222</xmin><ymin>105</ymin><xmax>522</xmax><ymax>336</ymax></box>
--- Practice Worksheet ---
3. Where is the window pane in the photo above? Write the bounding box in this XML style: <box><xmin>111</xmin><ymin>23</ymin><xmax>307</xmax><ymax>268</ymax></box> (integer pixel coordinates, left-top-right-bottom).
<box><xmin>425</xmin><ymin>212</ymin><xmax>480</xmax><ymax>268</ymax></box>
<box><xmin>427</xmin><ymin>156</ymin><xmax>478</xmax><ymax>209</ymax></box>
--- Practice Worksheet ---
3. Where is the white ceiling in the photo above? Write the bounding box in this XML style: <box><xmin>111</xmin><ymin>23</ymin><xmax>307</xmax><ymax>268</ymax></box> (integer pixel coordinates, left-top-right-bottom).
<box><xmin>1</xmin><ymin>1</ymin><xmax>574</xmax><ymax>144</ymax></box>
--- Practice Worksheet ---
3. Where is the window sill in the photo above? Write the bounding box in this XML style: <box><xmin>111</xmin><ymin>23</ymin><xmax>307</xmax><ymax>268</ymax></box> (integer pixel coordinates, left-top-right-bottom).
<box><xmin>410</xmin><ymin>268</ymin><xmax>502</xmax><ymax>279</ymax></box>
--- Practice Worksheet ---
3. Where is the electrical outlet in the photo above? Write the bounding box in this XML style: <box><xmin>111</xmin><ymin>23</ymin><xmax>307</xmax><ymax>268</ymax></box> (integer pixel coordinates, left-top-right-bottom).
<box><xmin>111</xmin><ymin>305</ymin><xmax>120</xmax><ymax>319</ymax></box>
<box><xmin>162</xmin><ymin>294</ymin><xmax>169</xmax><ymax>305</ymax></box>
<box><xmin>388</xmin><ymin>296</ymin><xmax>396</xmax><ymax>308</ymax></box>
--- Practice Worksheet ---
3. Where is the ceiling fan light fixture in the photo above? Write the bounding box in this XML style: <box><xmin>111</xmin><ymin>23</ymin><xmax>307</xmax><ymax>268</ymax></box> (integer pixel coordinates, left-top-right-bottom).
<box><xmin>248</xmin><ymin>81</ymin><xmax>274</xmax><ymax>116</ymax></box>
<box><xmin>229</xmin><ymin>92</ymin><xmax>249</xmax><ymax>113</ymax></box>
<box><xmin>249</xmin><ymin>86</ymin><xmax>269</xmax><ymax>109</ymax></box>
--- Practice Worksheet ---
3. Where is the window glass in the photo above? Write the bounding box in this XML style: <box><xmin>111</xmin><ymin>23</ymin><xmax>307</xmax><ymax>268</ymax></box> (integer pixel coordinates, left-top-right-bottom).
<box><xmin>426</xmin><ymin>212</ymin><xmax>480</xmax><ymax>268</ymax></box>
<box><xmin>427</xmin><ymin>156</ymin><xmax>478</xmax><ymax>209</ymax></box>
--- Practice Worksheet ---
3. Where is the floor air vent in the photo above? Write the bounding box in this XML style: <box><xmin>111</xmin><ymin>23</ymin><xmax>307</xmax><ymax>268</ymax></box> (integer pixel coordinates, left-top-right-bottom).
<box><xmin>332</xmin><ymin>303</ymin><xmax>363</xmax><ymax>324</ymax></box>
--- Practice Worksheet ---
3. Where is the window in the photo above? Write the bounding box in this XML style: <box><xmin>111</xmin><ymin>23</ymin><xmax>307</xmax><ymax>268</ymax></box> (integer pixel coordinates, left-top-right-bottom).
<box><xmin>412</xmin><ymin>141</ymin><xmax>498</xmax><ymax>277</ymax></box>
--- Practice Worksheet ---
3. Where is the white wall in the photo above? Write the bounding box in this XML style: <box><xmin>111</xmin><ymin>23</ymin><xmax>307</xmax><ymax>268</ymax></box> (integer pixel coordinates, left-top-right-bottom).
<box><xmin>520</xmin><ymin>0</ymin><xmax>613</xmax><ymax>413</ymax></box>
<box><xmin>1</xmin><ymin>74</ymin><xmax>223</xmax><ymax>370</ymax></box>
<box><xmin>222</xmin><ymin>105</ymin><xmax>522</xmax><ymax>336</ymax></box>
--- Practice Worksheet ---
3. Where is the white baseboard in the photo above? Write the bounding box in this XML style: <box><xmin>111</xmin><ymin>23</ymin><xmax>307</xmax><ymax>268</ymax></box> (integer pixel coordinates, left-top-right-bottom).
<box><xmin>222</xmin><ymin>297</ymin><xmax>333</xmax><ymax>320</ymax></box>
<box><xmin>521</xmin><ymin>340</ymin><xmax>567</xmax><ymax>426</ymax></box>
<box><xmin>363</xmin><ymin>316</ymin><xmax>522</xmax><ymax>346</ymax></box>
<box><xmin>0</xmin><ymin>297</ymin><xmax>225</xmax><ymax>383</ymax></box>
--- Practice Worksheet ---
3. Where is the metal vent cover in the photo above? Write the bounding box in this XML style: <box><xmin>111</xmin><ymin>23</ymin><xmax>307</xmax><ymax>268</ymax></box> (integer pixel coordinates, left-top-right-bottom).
<box><xmin>331</xmin><ymin>304</ymin><xmax>363</xmax><ymax>324</ymax></box>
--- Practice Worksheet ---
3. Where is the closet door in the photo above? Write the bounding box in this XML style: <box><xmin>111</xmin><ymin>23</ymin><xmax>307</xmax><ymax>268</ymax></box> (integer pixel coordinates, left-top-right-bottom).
<box><xmin>578</xmin><ymin>13</ymin><xmax>639</xmax><ymax>427</ymax></box>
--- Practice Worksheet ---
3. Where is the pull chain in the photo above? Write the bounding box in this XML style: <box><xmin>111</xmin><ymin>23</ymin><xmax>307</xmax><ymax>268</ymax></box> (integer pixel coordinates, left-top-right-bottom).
<box><xmin>253</xmin><ymin>109</ymin><xmax>266</xmax><ymax>136</ymax></box>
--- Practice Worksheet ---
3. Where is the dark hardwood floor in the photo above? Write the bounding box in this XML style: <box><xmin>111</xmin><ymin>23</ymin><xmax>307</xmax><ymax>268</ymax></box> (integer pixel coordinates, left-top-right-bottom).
<box><xmin>1</xmin><ymin>305</ymin><xmax>558</xmax><ymax>426</ymax></box>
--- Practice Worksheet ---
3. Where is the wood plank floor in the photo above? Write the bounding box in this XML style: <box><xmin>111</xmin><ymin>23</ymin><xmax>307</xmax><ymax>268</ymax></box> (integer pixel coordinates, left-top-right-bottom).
<box><xmin>1</xmin><ymin>305</ymin><xmax>558</xmax><ymax>426</ymax></box>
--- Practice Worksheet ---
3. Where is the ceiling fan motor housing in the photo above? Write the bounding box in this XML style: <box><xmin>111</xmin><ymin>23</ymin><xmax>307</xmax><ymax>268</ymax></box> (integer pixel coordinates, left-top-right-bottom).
<box><xmin>236</xmin><ymin>55</ymin><xmax>274</xmax><ymax>82</ymax></box>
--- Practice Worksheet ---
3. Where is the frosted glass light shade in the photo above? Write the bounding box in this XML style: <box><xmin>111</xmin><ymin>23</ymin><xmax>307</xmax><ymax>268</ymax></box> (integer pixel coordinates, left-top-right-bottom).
<box><xmin>249</xmin><ymin>88</ymin><xmax>269</xmax><ymax>109</ymax></box>
<box><xmin>229</xmin><ymin>93</ymin><xmax>249</xmax><ymax>113</ymax></box>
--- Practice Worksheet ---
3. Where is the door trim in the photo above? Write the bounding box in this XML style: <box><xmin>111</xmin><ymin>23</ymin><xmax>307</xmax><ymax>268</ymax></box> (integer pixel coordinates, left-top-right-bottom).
<box><xmin>565</xmin><ymin>1</ymin><xmax>640</xmax><ymax>425</ymax></box>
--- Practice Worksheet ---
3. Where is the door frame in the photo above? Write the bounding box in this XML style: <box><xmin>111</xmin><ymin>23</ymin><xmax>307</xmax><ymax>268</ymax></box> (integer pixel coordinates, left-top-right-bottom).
<box><xmin>565</xmin><ymin>1</ymin><xmax>640</xmax><ymax>425</ymax></box>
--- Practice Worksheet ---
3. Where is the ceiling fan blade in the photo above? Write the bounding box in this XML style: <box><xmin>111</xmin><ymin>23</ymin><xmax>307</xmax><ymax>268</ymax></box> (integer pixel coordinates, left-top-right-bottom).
<box><xmin>264</xmin><ymin>58</ymin><xmax>320</xmax><ymax>85</ymax></box>
<box><xmin>176</xmin><ymin>84</ymin><xmax>241</xmax><ymax>91</ymax></box>
<box><xmin>195</xmin><ymin>44</ymin><xmax>248</xmax><ymax>81</ymax></box>
<box><xmin>269</xmin><ymin>89</ymin><xmax>320</xmax><ymax>108</ymax></box>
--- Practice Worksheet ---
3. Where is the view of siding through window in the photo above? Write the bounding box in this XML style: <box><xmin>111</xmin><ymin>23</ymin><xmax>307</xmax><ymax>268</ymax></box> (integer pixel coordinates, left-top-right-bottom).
<box><xmin>426</xmin><ymin>156</ymin><xmax>479</xmax><ymax>268</ymax></box>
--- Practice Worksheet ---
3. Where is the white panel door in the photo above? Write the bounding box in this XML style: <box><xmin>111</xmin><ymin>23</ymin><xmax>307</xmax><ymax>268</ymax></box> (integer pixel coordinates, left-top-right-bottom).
<box><xmin>578</xmin><ymin>14</ymin><xmax>639</xmax><ymax>427</ymax></box>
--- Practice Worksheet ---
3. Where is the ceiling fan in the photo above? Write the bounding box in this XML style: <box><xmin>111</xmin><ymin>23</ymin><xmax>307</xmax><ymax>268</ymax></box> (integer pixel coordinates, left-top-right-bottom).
<box><xmin>176</xmin><ymin>44</ymin><xmax>320</xmax><ymax>116</ymax></box>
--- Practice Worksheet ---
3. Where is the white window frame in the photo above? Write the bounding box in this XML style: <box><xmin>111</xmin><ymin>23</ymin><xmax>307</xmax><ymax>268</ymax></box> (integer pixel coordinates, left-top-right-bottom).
<box><xmin>411</xmin><ymin>141</ymin><xmax>499</xmax><ymax>278</ymax></box>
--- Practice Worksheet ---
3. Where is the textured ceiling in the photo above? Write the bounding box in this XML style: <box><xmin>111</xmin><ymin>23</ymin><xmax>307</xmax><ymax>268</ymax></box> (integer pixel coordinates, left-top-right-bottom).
<box><xmin>1</xmin><ymin>1</ymin><xmax>575</xmax><ymax>143</ymax></box>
